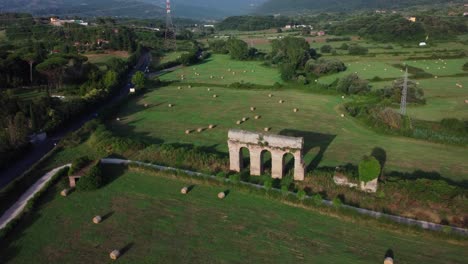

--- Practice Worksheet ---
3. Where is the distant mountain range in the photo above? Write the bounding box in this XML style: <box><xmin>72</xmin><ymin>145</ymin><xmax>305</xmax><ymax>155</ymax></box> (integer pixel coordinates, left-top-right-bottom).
<box><xmin>0</xmin><ymin>0</ymin><xmax>268</xmax><ymax>20</ymax></box>
<box><xmin>256</xmin><ymin>0</ymin><xmax>464</xmax><ymax>14</ymax></box>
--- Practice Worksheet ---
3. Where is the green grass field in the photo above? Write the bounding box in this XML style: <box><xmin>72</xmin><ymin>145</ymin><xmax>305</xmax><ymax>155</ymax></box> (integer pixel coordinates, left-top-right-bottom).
<box><xmin>0</xmin><ymin>30</ymin><xmax>6</xmax><ymax>42</ymax></box>
<box><xmin>159</xmin><ymin>54</ymin><xmax>283</xmax><ymax>85</ymax></box>
<box><xmin>1</xmin><ymin>166</ymin><xmax>466</xmax><ymax>264</ymax></box>
<box><xmin>160</xmin><ymin>51</ymin><xmax>185</xmax><ymax>64</ymax></box>
<box><xmin>108</xmin><ymin>84</ymin><xmax>468</xmax><ymax>182</ymax></box>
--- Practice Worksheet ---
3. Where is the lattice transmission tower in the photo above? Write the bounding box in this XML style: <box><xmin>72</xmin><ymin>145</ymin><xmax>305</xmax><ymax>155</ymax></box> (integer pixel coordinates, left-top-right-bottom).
<box><xmin>400</xmin><ymin>67</ymin><xmax>408</xmax><ymax>115</ymax></box>
<box><xmin>164</xmin><ymin>0</ymin><xmax>177</xmax><ymax>50</ymax></box>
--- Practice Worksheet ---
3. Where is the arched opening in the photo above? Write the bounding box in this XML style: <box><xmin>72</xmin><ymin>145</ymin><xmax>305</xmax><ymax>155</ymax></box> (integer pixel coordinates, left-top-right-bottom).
<box><xmin>260</xmin><ymin>150</ymin><xmax>272</xmax><ymax>175</ymax></box>
<box><xmin>239</xmin><ymin>147</ymin><xmax>250</xmax><ymax>172</ymax></box>
<box><xmin>283</xmin><ymin>152</ymin><xmax>295</xmax><ymax>178</ymax></box>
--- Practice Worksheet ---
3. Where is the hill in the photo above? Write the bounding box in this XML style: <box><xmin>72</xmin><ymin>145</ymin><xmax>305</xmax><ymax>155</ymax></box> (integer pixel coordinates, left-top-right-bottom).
<box><xmin>0</xmin><ymin>0</ymin><xmax>165</xmax><ymax>18</ymax></box>
<box><xmin>257</xmin><ymin>0</ymin><xmax>464</xmax><ymax>14</ymax></box>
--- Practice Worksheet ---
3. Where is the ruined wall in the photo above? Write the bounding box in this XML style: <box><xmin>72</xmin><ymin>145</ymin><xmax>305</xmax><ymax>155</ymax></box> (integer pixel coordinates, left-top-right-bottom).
<box><xmin>227</xmin><ymin>129</ymin><xmax>306</xmax><ymax>181</ymax></box>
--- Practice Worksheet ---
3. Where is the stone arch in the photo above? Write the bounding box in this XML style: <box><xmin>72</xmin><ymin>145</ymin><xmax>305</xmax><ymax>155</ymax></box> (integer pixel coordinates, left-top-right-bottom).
<box><xmin>239</xmin><ymin>146</ymin><xmax>250</xmax><ymax>171</ymax></box>
<box><xmin>261</xmin><ymin>149</ymin><xmax>272</xmax><ymax>175</ymax></box>
<box><xmin>283</xmin><ymin>152</ymin><xmax>295</xmax><ymax>177</ymax></box>
<box><xmin>228</xmin><ymin>129</ymin><xmax>306</xmax><ymax>181</ymax></box>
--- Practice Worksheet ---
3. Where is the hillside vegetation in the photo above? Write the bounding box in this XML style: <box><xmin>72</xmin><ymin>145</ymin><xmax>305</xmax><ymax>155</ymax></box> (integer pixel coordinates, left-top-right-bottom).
<box><xmin>257</xmin><ymin>0</ymin><xmax>463</xmax><ymax>13</ymax></box>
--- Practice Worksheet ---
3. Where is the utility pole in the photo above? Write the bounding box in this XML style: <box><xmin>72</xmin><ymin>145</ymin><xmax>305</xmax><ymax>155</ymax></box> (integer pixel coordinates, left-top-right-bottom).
<box><xmin>400</xmin><ymin>67</ymin><xmax>408</xmax><ymax>115</ymax></box>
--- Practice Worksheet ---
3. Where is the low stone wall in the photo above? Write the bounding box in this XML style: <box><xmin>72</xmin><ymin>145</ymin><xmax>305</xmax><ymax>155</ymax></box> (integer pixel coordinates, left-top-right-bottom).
<box><xmin>333</xmin><ymin>174</ymin><xmax>358</xmax><ymax>188</ymax></box>
<box><xmin>333</xmin><ymin>173</ymin><xmax>378</xmax><ymax>193</ymax></box>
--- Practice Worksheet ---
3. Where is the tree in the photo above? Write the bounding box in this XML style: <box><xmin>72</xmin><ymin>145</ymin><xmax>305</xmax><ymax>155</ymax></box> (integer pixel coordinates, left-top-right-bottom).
<box><xmin>380</xmin><ymin>78</ymin><xmax>425</xmax><ymax>104</ymax></box>
<box><xmin>226</xmin><ymin>39</ymin><xmax>249</xmax><ymax>60</ymax></box>
<box><xmin>305</xmin><ymin>58</ymin><xmax>346</xmax><ymax>76</ymax></box>
<box><xmin>358</xmin><ymin>156</ymin><xmax>381</xmax><ymax>183</ymax></box>
<box><xmin>271</xmin><ymin>36</ymin><xmax>312</xmax><ymax>68</ymax></box>
<box><xmin>279</xmin><ymin>63</ymin><xmax>295</xmax><ymax>81</ymax></box>
<box><xmin>21</xmin><ymin>52</ymin><xmax>37</xmax><ymax>84</ymax></box>
<box><xmin>132</xmin><ymin>71</ymin><xmax>146</xmax><ymax>89</ymax></box>
<box><xmin>348</xmin><ymin>45</ymin><xmax>368</xmax><ymax>55</ymax></box>
<box><xmin>6</xmin><ymin>112</ymin><xmax>29</xmax><ymax>146</ymax></box>
<box><xmin>36</xmin><ymin>57</ymin><xmax>68</xmax><ymax>90</ymax></box>
<box><xmin>320</xmin><ymin>44</ymin><xmax>333</xmax><ymax>53</ymax></box>
<box><xmin>336</xmin><ymin>74</ymin><xmax>370</xmax><ymax>94</ymax></box>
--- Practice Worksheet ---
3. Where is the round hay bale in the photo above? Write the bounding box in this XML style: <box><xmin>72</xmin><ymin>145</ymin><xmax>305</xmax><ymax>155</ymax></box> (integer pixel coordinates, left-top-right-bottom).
<box><xmin>232</xmin><ymin>72</ymin><xmax>236</xmax><ymax>75</ymax></box>
<box><xmin>116</xmin><ymin>117</ymin><xmax>120</xmax><ymax>121</ymax></box>
<box><xmin>181</xmin><ymin>187</ymin><xmax>189</xmax><ymax>194</ymax></box>
<box><xmin>208</xmin><ymin>124</ymin><xmax>215</xmax><ymax>129</ymax></box>
<box><xmin>144</xmin><ymin>103</ymin><xmax>149</xmax><ymax>107</ymax></box>
<box><xmin>207</xmin><ymin>88</ymin><xmax>211</xmax><ymax>91</ymax></box>
<box><xmin>341</xmin><ymin>95</ymin><xmax>345</xmax><ymax>99</ymax></box>
<box><xmin>168</xmin><ymin>104</ymin><xmax>173</xmax><ymax>108</ymax></box>
<box><xmin>221</xmin><ymin>76</ymin><xmax>224</xmax><ymax>79</ymax></box>
<box><xmin>435</xmin><ymin>76</ymin><xmax>438</xmax><ymax>79</ymax></box>
<box><xmin>264</xmin><ymin>127</ymin><xmax>270</xmax><ymax>132</ymax></box>
<box><xmin>242</xmin><ymin>117</ymin><xmax>247</xmax><ymax>122</ymax></box>
<box><xmin>236</xmin><ymin>120</ymin><xmax>242</xmax><ymax>125</ymax></box>
<box><xmin>243</xmin><ymin>70</ymin><xmax>247</xmax><ymax>73</ymax></box>
<box><xmin>213</xmin><ymin>94</ymin><xmax>218</xmax><ymax>98</ymax></box>
<box><xmin>279</xmin><ymin>100</ymin><xmax>284</xmax><ymax>104</ymax></box>
<box><xmin>188</xmin><ymin>85</ymin><xmax>192</xmax><ymax>88</ymax></box>
<box><xmin>185</xmin><ymin>130</ymin><xmax>191</xmax><ymax>134</ymax></box>
<box><xmin>197</xmin><ymin>128</ymin><xmax>203</xmax><ymax>133</ymax></box>
<box><xmin>268</xmin><ymin>94</ymin><xmax>273</xmax><ymax>97</ymax></box>
<box><xmin>254</xmin><ymin>115</ymin><xmax>261</xmax><ymax>120</ymax></box>
<box><xmin>384</xmin><ymin>257</ymin><xmax>394</xmax><ymax>264</ymax></box>
<box><xmin>293</xmin><ymin>108</ymin><xmax>299</xmax><ymax>113</ymax></box>
<box><xmin>228</xmin><ymin>68</ymin><xmax>231</xmax><ymax>72</ymax></box>
<box><xmin>218</xmin><ymin>192</ymin><xmax>226</xmax><ymax>199</ymax></box>
<box><xmin>250</xmin><ymin>107</ymin><xmax>255</xmax><ymax>111</ymax></box>
<box><xmin>60</xmin><ymin>189</ymin><xmax>70</xmax><ymax>197</ymax></box>
<box><xmin>93</xmin><ymin>216</ymin><xmax>102</xmax><ymax>224</ymax></box>
<box><xmin>210</xmin><ymin>75</ymin><xmax>214</xmax><ymax>79</ymax></box>
<box><xmin>341</xmin><ymin>114</ymin><xmax>345</xmax><ymax>118</ymax></box>
<box><xmin>110</xmin><ymin>250</ymin><xmax>121</xmax><ymax>260</ymax></box>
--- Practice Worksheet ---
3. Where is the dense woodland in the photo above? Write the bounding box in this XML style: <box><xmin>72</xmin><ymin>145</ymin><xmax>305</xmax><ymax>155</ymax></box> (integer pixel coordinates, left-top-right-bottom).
<box><xmin>0</xmin><ymin>13</ymin><xmax>147</xmax><ymax>169</ymax></box>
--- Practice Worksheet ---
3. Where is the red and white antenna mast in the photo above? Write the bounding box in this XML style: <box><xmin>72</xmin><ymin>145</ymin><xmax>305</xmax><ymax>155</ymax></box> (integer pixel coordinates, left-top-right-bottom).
<box><xmin>164</xmin><ymin>0</ymin><xmax>177</xmax><ymax>50</ymax></box>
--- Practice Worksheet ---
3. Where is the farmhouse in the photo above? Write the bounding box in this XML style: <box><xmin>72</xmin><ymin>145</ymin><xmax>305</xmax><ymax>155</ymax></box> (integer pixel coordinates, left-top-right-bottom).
<box><xmin>50</xmin><ymin>17</ymin><xmax>88</xmax><ymax>26</ymax></box>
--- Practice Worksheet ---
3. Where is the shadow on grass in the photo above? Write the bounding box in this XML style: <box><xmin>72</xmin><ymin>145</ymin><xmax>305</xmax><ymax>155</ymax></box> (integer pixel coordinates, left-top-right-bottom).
<box><xmin>279</xmin><ymin>129</ymin><xmax>336</xmax><ymax>172</ymax></box>
<box><xmin>101</xmin><ymin>163</ymin><xmax>127</xmax><ymax>188</ymax></box>
<box><xmin>120</xmin><ymin>242</ymin><xmax>134</xmax><ymax>256</ymax></box>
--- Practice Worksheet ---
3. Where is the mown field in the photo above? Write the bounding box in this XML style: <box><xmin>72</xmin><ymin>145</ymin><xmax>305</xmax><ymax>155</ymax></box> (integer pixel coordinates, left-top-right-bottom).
<box><xmin>85</xmin><ymin>51</ymin><xmax>129</xmax><ymax>65</ymax></box>
<box><xmin>108</xmin><ymin>83</ymin><xmax>468</xmax><ymax>182</ymax></box>
<box><xmin>159</xmin><ymin>54</ymin><xmax>282</xmax><ymax>86</ymax></box>
<box><xmin>1</xmin><ymin>166</ymin><xmax>466</xmax><ymax>264</ymax></box>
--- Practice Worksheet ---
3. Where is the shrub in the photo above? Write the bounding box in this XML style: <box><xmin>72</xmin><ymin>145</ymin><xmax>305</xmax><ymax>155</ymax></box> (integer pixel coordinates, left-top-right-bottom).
<box><xmin>336</xmin><ymin>74</ymin><xmax>370</xmax><ymax>94</ymax></box>
<box><xmin>297</xmin><ymin>189</ymin><xmax>306</xmax><ymax>200</ymax></box>
<box><xmin>320</xmin><ymin>44</ymin><xmax>332</xmax><ymax>53</ymax></box>
<box><xmin>332</xmin><ymin>197</ymin><xmax>342</xmax><ymax>208</ymax></box>
<box><xmin>305</xmin><ymin>58</ymin><xmax>346</xmax><ymax>76</ymax></box>
<box><xmin>440</xmin><ymin>118</ymin><xmax>466</xmax><ymax>134</ymax></box>
<box><xmin>348</xmin><ymin>45</ymin><xmax>368</xmax><ymax>55</ymax></box>
<box><xmin>76</xmin><ymin>162</ymin><xmax>103</xmax><ymax>191</ymax></box>
<box><xmin>229</xmin><ymin>174</ymin><xmax>241</xmax><ymax>184</ymax></box>
<box><xmin>279</xmin><ymin>63</ymin><xmax>296</xmax><ymax>81</ymax></box>
<box><xmin>312</xmin><ymin>194</ymin><xmax>323</xmax><ymax>206</ymax></box>
<box><xmin>263</xmin><ymin>178</ymin><xmax>273</xmax><ymax>190</ymax></box>
<box><xmin>358</xmin><ymin>156</ymin><xmax>381</xmax><ymax>183</ymax></box>
<box><xmin>69</xmin><ymin>156</ymin><xmax>91</xmax><ymax>176</ymax></box>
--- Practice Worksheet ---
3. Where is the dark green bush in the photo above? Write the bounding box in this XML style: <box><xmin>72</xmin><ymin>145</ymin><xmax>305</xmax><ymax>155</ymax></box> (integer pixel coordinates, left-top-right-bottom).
<box><xmin>358</xmin><ymin>156</ymin><xmax>381</xmax><ymax>183</ymax></box>
<box><xmin>336</xmin><ymin>74</ymin><xmax>370</xmax><ymax>94</ymax></box>
<box><xmin>312</xmin><ymin>194</ymin><xmax>323</xmax><ymax>206</ymax></box>
<box><xmin>76</xmin><ymin>162</ymin><xmax>103</xmax><ymax>191</ymax></box>
<box><xmin>332</xmin><ymin>197</ymin><xmax>343</xmax><ymax>208</ymax></box>
<box><xmin>68</xmin><ymin>156</ymin><xmax>91</xmax><ymax>176</ymax></box>
<box><xmin>297</xmin><ymin>189</ymin><xmax>306</xmax><ymax>200</ymax></box>
<box><xmin>348</xmin><ymin>45</ymin><xmax>368</xmax><ymax>55</ymax></box>
<box><xmin>440</xmin><ymin>118</ymin><xmax>466</xmax><ymax>134</ymax></box>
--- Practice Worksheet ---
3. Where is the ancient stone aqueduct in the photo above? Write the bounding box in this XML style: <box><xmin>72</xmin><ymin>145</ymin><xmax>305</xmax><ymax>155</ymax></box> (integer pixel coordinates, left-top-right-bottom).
<box><xmin>227</xmin><ymin>129</ymin><xmax>306</xmax><ymax>181</ymax></box>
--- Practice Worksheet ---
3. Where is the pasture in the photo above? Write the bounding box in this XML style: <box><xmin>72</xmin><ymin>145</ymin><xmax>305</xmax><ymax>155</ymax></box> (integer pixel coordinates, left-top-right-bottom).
<box><xmin>85</xmin><ymin>51</ymin><xmax>129</xmax><ymax>65</ymax></box>
<box><xmin>159</xmin><ymin>54</ymin><xmax>282</xmax><ymax>85</ymax></box>
<box><xmin>108</xmin><ymin>84</ymin><xmax>468</xmax><ymax>182</ymax></box>
<box><xmin>1</xmin><ymin>166</ymin><xmax>466</xmax><ymax>264</ymax></box>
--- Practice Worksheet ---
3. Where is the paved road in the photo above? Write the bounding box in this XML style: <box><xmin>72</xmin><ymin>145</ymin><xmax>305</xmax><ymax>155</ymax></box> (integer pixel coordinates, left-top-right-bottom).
<box><xmin>0</xmin><ymin>52</ymin><xmax>152</xmax><ymax>189</ymax></box>
<box><xmin>0</xmin><ymin>164</ymin><xmax>70</xmax><ymax>230</ymax></box>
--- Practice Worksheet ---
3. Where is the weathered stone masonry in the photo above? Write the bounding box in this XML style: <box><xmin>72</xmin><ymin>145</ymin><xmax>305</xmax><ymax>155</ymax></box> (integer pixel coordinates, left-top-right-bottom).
<box><xmin>227</xmin><ymin>129</ymin><xmax>306</xmax><ymax>181</ymax></box>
